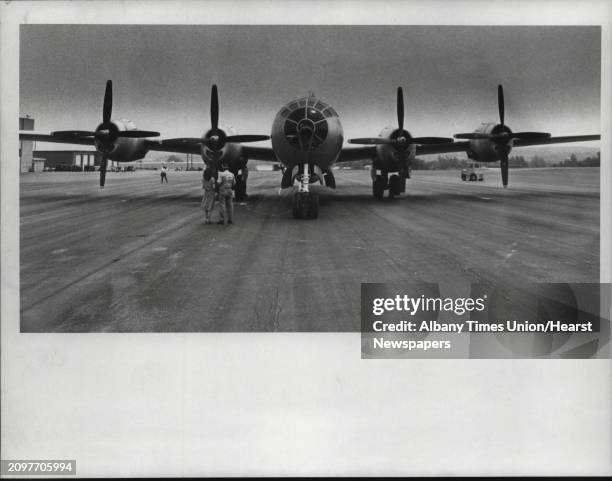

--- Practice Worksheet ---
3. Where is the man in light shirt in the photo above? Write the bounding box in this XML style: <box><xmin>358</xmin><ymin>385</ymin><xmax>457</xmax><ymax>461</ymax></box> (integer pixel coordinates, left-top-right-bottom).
<box><xmin>216</xmin><ymin>163</ymin><xmax>236</xmax><ymax>225</ymax></box>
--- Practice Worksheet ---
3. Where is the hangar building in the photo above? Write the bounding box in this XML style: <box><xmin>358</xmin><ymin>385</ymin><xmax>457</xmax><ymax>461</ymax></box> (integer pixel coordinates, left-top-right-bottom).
<box><xmin>19</xmin><ymin>116</ymin><xmax>34</xmax><ymax>173</ymax></box>
<box><xmin>33</xmin><ymin>150</ymin><xmax>104</xmax><ymax>170</ymax></box>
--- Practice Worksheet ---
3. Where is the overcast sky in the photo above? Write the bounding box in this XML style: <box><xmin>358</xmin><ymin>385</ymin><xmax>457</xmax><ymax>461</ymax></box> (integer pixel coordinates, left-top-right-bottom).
<box><xmin>20</xmin><ymin>25</ymin><xmax>600</xmax><ymax>148</ymax></box>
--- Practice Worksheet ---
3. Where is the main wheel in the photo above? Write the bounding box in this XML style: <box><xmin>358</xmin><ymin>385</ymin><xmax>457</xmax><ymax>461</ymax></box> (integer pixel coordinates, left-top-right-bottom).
<box><xmin>292</xmin><ymin>193</ymin><xmax>301</xmax><ymax>218</ymax></box>
<box><xmin>292</xmin><ymin>192</ymin><xmax>319</xmax><ymax>219</ymax></box>
<box><xmin>372</xmin><ymin>175</ymin><xmax>385</xmax><ymax>199</ymax></box>
<box><xmin>388</xmin><ymin>174</ymin><xmax>400</xmax><ymax>199</ymax></box>
<box><xmin>309</xmin><ymin>193</ymin><xmax>319</xmax><ymax>219</ymax></box>
<box><xmin>235</xmin><ymin>177</ymin><xmax>247</xmax><ymax>201</ymax></box>
<box><xmin>461</xmin><ymin>174</ymin><xmax>467</xmax><ymax>181</ymax></box>
<box><xmin>469</xmin><ymin>173</ymin><xmax>477</xmax><ymax>181</ymax></box>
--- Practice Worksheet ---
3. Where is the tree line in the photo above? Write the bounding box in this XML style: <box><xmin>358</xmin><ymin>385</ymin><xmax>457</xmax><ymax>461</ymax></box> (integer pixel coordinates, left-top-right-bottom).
<box><xmin>412</xmin><ymin>151</ymin><xmax>600</xmax><ymax>170</ymax></box>
<box><xmin>314</xmin><ymin>151</ymin><xmax>600</xmax><ymax>171</ymax></box>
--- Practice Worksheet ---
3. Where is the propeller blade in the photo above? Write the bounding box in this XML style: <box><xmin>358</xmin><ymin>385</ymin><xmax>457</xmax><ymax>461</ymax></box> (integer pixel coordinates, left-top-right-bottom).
<box><xmin>348</xmin><ymin>138</ymin><xmax>396</xmax><ymax>145</ymax></box>
<box><xmin>100</xmin><ymin>157</ymin><xmax>107</xmax><ymax>188</ymax></box>
<box><xmin>160</xmin><ymin>137</ymin><xmax>203</xmax><ymax>146</ymax></box>
<box><xmin>498</xmin><ymin>84</ymin><xmax>504</xmax><ymax>126</ymax></box>
<box><xmin>52</xmin><ymin>130</ymin><xmax>96</xmax><ymax>138</ymax></box>
<box><xmin>117</xmin><ymin>130</ymin><xmax>161</xmax><ymax>138</ymax></box>
<box><xmin>103</xmin><ymin>80</ymin><xmax>113</xmax><ymax>124</ymax></box>
<box><xmin>211</xmin><ymin>84</ymin><xmax>219</xmax><ymax>130</ymax></box>
<box><xmin>225</xmin><ymin>134</ymin><xmax>270</xmax><ymax>143</ymax></box>
<box><xmin>510</xmin><ymin>131</ymin><xmax>551</xmax><ymax>140</ymax></box>
<box><xmin>409</xmin><ymin>137</ymin><xmax>454</xmax><ymax>145</ymax></box>
<box><xmin>397</xmin><ymin>87</ymin><xmax>404</xmax><ymax>131</ymax></box>
<box><xmin>500</xmin><ymin>156</ymin><xmax>509</xmax><ymax>188</ymax></box>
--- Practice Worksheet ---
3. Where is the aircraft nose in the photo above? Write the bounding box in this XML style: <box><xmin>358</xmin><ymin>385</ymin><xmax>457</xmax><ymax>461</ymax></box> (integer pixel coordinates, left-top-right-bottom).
<box><xmin>297</xmin><ymin>119</ymin><xmax>316</xmax><ymax>150</ymax></box>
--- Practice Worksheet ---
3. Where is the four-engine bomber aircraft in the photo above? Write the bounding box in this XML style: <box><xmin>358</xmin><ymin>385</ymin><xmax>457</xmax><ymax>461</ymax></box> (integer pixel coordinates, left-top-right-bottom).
<box><xmin>20</xmin><ymin>81</ymin><xmax>600</xmax><ymax>219</ymax></box>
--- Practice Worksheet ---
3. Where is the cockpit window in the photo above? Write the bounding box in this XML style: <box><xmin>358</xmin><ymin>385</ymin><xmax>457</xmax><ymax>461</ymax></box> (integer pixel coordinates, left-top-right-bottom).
<box><xmin>308</xmin><ymin>108</ymin><xmax>324</xmax><ymax>122</ymax></box>
<box><xmin>322</xmin><ymin>106</ymin><xmax>338</xmax><ymax>118</ymax></box>
<box><xmin>283</xmin><ymin>99</ymin><xmax>329</xmax><ymax>150</ymax></box>
<box><xmin>286</xmin><ymin>106</ymin><xmax>324</xmax><ymax>122</ymax></box>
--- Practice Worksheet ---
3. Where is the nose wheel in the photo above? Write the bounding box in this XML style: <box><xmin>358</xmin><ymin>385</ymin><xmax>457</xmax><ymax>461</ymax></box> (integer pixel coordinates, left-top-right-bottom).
<box><xmin>292</xmin><ymin>167</ymin><xmax>319</xmax><ymax>219</ymax></box>
<box><xmin>292</xmin><ymin>192</ymin><xmax>319</xmax><ymax>219</ymax></box>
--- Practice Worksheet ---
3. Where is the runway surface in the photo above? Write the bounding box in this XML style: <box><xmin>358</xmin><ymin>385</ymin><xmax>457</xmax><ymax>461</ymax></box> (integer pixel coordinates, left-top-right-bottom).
<box><xmin>20</xmin><ymin>167</ymin><xmax>600</xmax><ymax>331</ymax></box>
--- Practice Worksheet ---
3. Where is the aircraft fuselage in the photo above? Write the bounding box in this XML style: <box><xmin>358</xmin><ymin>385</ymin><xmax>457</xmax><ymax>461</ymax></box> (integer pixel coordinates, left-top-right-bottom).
<box><xmin>271</xmin><ymin>94</ymin><xmax>344</xmax><ymax>188</ymax></box>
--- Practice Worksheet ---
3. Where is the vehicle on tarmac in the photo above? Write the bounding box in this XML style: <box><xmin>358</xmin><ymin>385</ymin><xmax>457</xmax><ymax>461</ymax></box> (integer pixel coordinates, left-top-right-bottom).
<box><xmin>461</xmin><ymin>162</ymin><xmax>484</xmax><ymax>181</ymax></box>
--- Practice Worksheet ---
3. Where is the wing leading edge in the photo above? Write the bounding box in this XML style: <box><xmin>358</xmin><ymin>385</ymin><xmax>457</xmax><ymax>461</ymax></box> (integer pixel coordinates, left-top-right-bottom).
<box><xmin>18</xmin><ymin>132</ymin><xmax>278</xmax><ymax>159</ymax></box>
<box><xmin>338</xmin><ymin>135</ymin><xmax>601</xmax><ymax>162</ymax></box>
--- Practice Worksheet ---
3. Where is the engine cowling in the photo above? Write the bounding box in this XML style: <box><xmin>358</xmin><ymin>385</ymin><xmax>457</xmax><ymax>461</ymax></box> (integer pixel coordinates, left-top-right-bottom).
<box><xmin>374</xmin><ymin>126</ymin><xmax>415</xmax><ymax>171</ymax></box>
<box><xmin>94</xmin><ymin>119</ymin><xmax>149</xmax><ymax>161</ymax></box>
<box><xmin>466</xmin><ymin>122</ymin><xmax>513</xmax><ymax>162</ymax></box>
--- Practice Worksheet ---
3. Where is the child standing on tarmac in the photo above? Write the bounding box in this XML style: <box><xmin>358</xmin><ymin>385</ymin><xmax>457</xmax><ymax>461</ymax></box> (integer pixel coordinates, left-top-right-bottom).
<box><xmin>201</xmin><ymin>168</ymin><xmax>216</xmax><ymax>224</ymax></box>
<box><xmin>216</xmin><ymin>163</ymin><xmax>236</xmax><ymax>225</ymax></box>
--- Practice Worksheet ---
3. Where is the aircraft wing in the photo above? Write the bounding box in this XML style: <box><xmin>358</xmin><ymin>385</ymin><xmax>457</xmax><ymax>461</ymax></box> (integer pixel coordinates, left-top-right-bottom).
<box><xmin>19</xmin><ymin>132</ymin><xmax>97</xmax><ymax>148</ymax></box>
<box><xmin>20</xmin><ymin>132</ymin><xmax>276</xmax><ymax>159</ymax></box>
<box><xmin>414</xmin><ymin>135</ymin><xmax>601</xmax><ymax>156</ymax></box>
<box><xmin>241</xmin><ymin>146</ymin><xmax>277</xmax><ymax>162</ymax></box>
<box><xmin>415</xmin><ymin>141</ymin><xmax>471</xmax><ymax>156</ymax></box>
<box><xmin>337</xmin><ymin>143</ymin><xmax>471</xmax><ymax>161</ymax></box>
<box><xmin>143</xmin><ymin>139</ymin><xmax>200</xmax><ymax>155</ymax></box>
<box><xmin>145</xmin><ymin>142</ymin><xmax>279</xmax><ymax>161</ymax></box>
<box><xmin>511</xmin><ymin>135</ymin><xmax>601</xmax><ymax>148</ymax></box>
<box><xmin>337</xmin><ymin>146</ymin><xmax>377</xmax><ymax>162</ymax></box>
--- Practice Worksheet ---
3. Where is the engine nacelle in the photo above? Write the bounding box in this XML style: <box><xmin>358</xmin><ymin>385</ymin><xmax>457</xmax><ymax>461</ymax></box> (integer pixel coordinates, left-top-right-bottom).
<box><xmin>374</xmin><ymin>126</ymin><xmax>415</xmax><ymax>172</ymax></box>
<box><xmin>201</xmin><ymin>135</ymin><xmax>243</xmax><ymax>173</ymax></box>
<box><xmin>94</xmin><ymin>119</ymin><xmax>149</xmax><ymax>162</ymax></box>
<box><xmin>466</xmin><ymin>122</ymin><xmax>513</xmax><ymax>162</ymax></box>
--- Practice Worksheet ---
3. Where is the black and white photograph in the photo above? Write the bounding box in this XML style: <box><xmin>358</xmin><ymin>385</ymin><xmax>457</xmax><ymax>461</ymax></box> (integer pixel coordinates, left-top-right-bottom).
<box><xmin>2</xmin><ymin>0</ymin><xmax>611</xmax><ymax>477</ymax></box>
<box><xmin>18</xmin><ymin>24</ymin><xmax>602</xmax><ymax>333</ymax></box>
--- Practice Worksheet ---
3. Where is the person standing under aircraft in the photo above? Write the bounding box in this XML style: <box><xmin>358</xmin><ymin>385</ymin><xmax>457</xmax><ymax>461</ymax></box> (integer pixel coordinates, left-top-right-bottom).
<box><xmin>216</xmin><ymin>163</ymin><xmax>235</xmax><ymax>225</ymax></box>
<box><xmin>160</xmin><ymin>165</ymin><xmax>168</xmax><ymax>184</ymax></box>
<box><xmin>201</xmin><ymin>168</ymin><xmax>217</xmax><ymax>224</ymax></box>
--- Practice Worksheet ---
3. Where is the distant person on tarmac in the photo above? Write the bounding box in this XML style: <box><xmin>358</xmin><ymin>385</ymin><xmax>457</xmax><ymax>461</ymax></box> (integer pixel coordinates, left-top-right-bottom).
<box><xmin>160</xmin><ymin>165</ymin><xmax>168</xmax><ymax>184</ymax></box>
<box><xmin>201</xmin><ymin>168</ymin><xmax>217</xmax><ymax>224</ymax></box>
<box><xmin>216</xmin><ymin>163</ymin><xmax>236</xmax><ymax>225</ymax></box>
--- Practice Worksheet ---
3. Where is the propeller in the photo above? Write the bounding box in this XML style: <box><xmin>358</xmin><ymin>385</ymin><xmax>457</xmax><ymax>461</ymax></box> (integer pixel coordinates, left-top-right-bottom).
<box><xmin>348</xmin><ymin>87</ymin><xmax>453</xmax><ymax>149</ymax></box>
<box><xmin>397</xmin><ymin>86</ymin><xmax>404</xmax><ymax>131</ymax></box>
<box><xmin>160</xmin><ymin>84</ymin><xmax>269</xmax><ymax>152</ymax></box>
<box><xmin>453</xmin><ymin>84</ymin><xmax>551</xmax><ymax>187</ymax></box>
<box><xmin>100</xmin><ymin>157</ymin><xmax>108</xmax><ymax>188</ymax></box>
<box><xmin>50</xmin><ymin>80</ymin><xmax>161</xmax><ymax>187</ymax></box>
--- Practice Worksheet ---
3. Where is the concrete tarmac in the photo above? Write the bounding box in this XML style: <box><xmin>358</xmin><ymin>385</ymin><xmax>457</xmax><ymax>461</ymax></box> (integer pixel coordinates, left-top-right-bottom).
<box><xmin>19</xmin><ymin>168</ymin><xmax>600</xmax><ymax>331</ymax></box>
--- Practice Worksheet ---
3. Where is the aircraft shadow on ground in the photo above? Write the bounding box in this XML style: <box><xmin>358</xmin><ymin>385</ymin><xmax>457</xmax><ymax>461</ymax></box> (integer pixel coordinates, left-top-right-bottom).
<box><xmin>20</xmin><ymin>189</ymin><xmax>598</xmax><ymax>214</ymax></box>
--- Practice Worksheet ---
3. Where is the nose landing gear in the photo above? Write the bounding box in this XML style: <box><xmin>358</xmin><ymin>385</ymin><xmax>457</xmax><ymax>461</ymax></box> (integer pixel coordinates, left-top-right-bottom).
<box><xmin>292</xmin><ymin>169</ymin><xmax>319</xmax><ymax>219</ymax></box>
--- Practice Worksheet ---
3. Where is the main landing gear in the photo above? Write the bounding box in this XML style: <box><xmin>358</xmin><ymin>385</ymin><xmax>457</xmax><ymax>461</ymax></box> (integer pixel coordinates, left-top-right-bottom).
<box><xmin>231</xmin><ymin>167</ymin><xmax>248</xmax><ymax>201</ymax></box>
<box><xmin>372</xmin><ymin>170</ymin><xmax>403</xmax><ymax>199</ymax></box>
<box><xmin>292</xmin><ymin>169</ymin><xmax>319</xmax><ymax>219</ymax></box>
<box><xmin>234</xmin><ymin>175</ymin><xmax>247</xmax><ymax>201</ymax></box>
